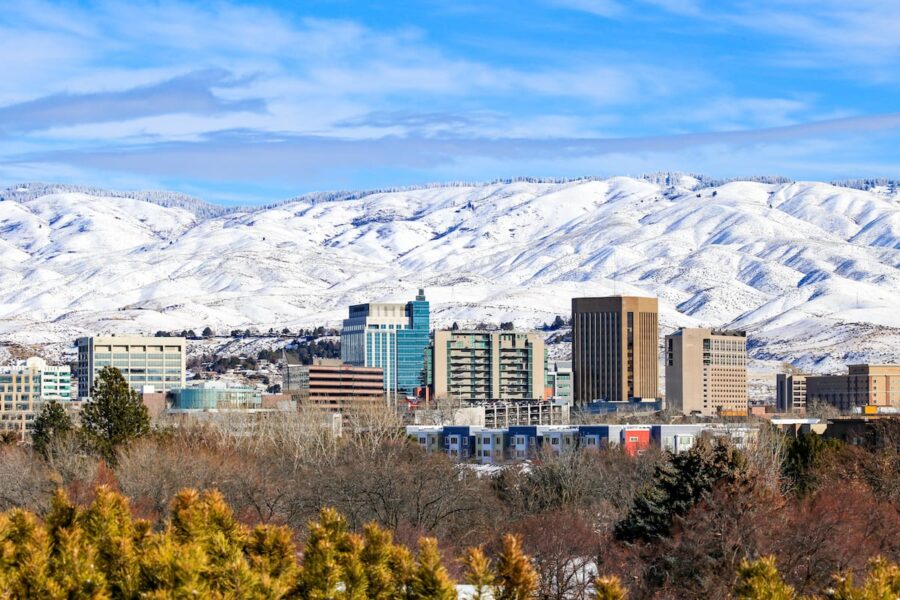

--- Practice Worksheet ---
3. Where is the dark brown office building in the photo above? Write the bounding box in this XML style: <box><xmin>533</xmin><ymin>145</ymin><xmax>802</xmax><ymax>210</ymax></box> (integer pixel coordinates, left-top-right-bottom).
<box><xmin>572</xmin><ymin>296</ymin><xmax>659</xmax><ymax>405</ymax></box>
<box><xmin>284</xmin><ymin>359</ymin><xmax>385</xmax><ymax>413</ymax></box>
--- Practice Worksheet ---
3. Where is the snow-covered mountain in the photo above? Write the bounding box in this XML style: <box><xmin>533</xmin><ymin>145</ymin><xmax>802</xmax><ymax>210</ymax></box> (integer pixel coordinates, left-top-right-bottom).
<box><xmin>1</xmin><ymin>176</ymin><xmax>899</xmax><ymax>372</ymax></box>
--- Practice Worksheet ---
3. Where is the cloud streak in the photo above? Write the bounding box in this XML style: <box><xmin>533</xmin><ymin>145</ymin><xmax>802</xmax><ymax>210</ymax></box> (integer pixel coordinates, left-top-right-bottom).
<box><xmin>9</xmin><ymin>112</ymin><xmax>900</xmax><ymax>182</ymax></box>
<box><xmin>0</xmin><ymin>69</ymin><xmax>264</xmax><ymax>135</ymax></box>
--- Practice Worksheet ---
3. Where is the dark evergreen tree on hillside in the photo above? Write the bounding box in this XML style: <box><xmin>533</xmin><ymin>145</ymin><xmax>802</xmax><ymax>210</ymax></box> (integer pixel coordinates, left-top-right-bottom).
<box><xmin>615</xmin><ymin>438</ymin><xmax>745</xmax><ymax>542</ymax></box>
<box><xmin>81</xmin><ymin>366</ymin><xmax>150</xmax><ymax>462</ymax></box>
<box><xmin>31</xmin><ymin>400</ymin><xmax>73</xmax><ymax>457</ymax></box>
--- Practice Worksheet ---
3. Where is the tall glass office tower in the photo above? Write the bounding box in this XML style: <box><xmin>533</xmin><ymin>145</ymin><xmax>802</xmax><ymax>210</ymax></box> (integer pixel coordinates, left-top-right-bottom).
<box><xmin>341</xmin><ymin>289</ymin><xmax>430</xmax><ymax>399</ymax></box>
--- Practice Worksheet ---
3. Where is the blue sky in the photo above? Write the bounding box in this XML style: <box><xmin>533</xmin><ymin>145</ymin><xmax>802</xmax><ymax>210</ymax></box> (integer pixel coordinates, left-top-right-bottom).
<box><xmin>1</xmin><ymin>0</ymin><xmax>899</xmax><ymax>204</ymax></box>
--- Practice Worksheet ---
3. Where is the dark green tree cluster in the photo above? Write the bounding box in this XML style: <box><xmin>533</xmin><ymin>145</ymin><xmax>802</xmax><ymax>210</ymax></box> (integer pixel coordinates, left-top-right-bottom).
<box><xmin>30</xmin><ymin>400</ymin><xmax>73</xmax><ymax>456</ymax></box>
<box><xmin>781</xmin><ymin>432</ymin><xmax>842</xmax><ymax>496</ymax></box>
<box><xmin>614</xmin><ymin>437</ymin><xmax>745</xmax><ymax>542</ymax></box>
<box><xmin>542</xmin><ymin>315</ymin><xmax>568</xmax><ymax>330</ymax></box>
<box><xmin>209</xmin><ymin>354</ymin><xmax>259</xmax><ymax>374</ymax></box>
<box><xmin>31</xmin><ymin>366</ymin><xmax>150</xmax><ymax>463</ymax></box>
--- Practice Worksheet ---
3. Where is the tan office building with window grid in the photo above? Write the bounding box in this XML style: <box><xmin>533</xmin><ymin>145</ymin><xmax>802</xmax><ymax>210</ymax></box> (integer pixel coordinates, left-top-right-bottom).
<box><xmin>572</xmin><ymin>296</ymin><xmax>658</xmax><ymax>405</ymax></box>
<box><xmin>666</xmin><ymin>328</ymin><xmax>747</xmax><ymax>416</ymax></box>
<box><xmin>76</xmin><ymin>336</ymin><xmax>186</xmax><ymax>399</ymax></box>
<box><xmin>432</xmin><ymin>330</ymin><xmax>547</xmax><ymax>402</ymax></box>
<box><xmin>776</xmin><ymin>373</ymin><xmax>808</xmax><ymax>414</ymax></box>
<box><xmin>806</xmin><ymin>365</ymin><xmax>900</xmax><ymax>413</ymax></box>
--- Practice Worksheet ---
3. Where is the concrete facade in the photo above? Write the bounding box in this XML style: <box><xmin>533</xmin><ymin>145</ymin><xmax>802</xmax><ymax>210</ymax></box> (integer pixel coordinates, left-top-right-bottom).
<box><xmin>285</xmin><ymin>359</ymin><xmax>385</xmax><ymax>414</ymax></box>
<box><xmin>665</xmin><ymin>328</ymin><xmax>747</xmax><ymax>417</ymax></box>
<box><xmin>548</xmin><ymin>360</ymin><xmax>573</xmax><ymax>404</ymax></box>
<box><xmin>806</xmin><ymin>365</ymin><xmax>900</xmax><ymax>412</ymax></box>
<box><xmin>432</xmin><ymin>330</ymin><xmax>546</xmax><ymax>402</ymax></box>
<box><xmin>776</xmin><ymin>373</ymin><xmax>808</xmax><ymax>413</ymax></box>
<box><xmin>76</xmin><ymin>335</ymin><xmax>186</xmax><ymax>399</ymax></box>
<box><xmin>0</xmin><ymin>358</ymin><xmax>73</xmax><ymax>442</ymax></box>
<box><xmin>572</xmin><ymin>296</ymin><xmax>659</xmax><ymax>405</ymax></box>
<box><xmin>408</xmin><ymin>422</ymin><xmax>757</xmax><ymax>464</ymax></box>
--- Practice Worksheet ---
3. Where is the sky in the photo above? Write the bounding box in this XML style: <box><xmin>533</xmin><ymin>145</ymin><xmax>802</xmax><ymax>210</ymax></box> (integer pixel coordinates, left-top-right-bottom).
<box><xmin>1</xmin><ymin>0</ymin><xmax>900</xmax><ymax>204</ymax></box>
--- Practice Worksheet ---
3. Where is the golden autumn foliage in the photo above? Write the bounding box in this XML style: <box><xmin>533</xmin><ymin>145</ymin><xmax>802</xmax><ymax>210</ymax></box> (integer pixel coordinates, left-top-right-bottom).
<box><xmin>0</xmin><ymin>486</ymin><xmax>896</xmax><ymax>599</ymax></box>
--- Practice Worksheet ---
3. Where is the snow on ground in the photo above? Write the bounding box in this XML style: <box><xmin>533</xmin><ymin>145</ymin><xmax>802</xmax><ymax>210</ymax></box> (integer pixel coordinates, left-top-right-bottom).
<box><xmin>0</xmin><ymin>177</ymin><xmax>898</xmax><ymax>374</ymax></box>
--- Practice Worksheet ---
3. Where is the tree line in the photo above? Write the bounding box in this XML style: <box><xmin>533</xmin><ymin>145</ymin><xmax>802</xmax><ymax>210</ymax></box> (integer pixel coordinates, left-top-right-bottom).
<box><xmin>0</xmin><ymin>488</ymin><xmax>896</xmax><ymax>598</ymax></box>
<box><xmin>5</xmin><ymin>383</ymin><xmax>900</xmax><ymax>599</ymax></box>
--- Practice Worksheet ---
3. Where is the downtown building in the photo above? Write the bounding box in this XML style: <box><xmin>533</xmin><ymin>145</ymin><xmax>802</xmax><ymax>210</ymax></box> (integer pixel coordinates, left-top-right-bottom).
<box><xmin>0</xmin><ymin>357</ymin><xmax>73</xmax><ymax>442</ymax></box>
<box><xmin>665</xmin><ymin>328</ymin><xmax>748</xmax><ymax>416</ymax></box>
<box><xmin>284</xmin><ymin>358</ymin><xmax>385</xmax><ymax>414</ymax></box>
<box><xmin>547</xmin><ymin>360</ymin><xmax>573</xmax><ymax>404</ymax></box>
<box><xmin>407</xmin><ymin>422</ymin><xmax>756</xmax><ymax>464</ymax></box>
<box><xmin>776</xmin><ymin>373</ymin><xmax>808</xmax><ymax>414</ymax></box>
<box><xmin>431</xmin><ymin>329</ymin><xmax>548</xmax><ymax>402</ymax></box>
<box><xmin>806</xmin><ymin>365</ymin><xmax>900</xmax><ymax>413</ymax></box>
<box><xmin>76</xmin><ymin>335</ymin><xmax>186</xmax><ymax>399</ymax></box>
<box><xmin>571</xmin><ymin>296</ymin><xmax>659</xmax><ymax>405</ymax></box>
<box><xmin>340</xmin><ymin>290</ymin><xmax>429</xmax><ymax>400</ymax></box>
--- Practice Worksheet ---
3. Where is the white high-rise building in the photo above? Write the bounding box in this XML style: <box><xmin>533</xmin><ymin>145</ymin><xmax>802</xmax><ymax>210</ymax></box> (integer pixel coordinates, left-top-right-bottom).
<box><xmin>76</xmin><ymin>336</ymin><xmax>186</xmax><ymax>399</ymax></box>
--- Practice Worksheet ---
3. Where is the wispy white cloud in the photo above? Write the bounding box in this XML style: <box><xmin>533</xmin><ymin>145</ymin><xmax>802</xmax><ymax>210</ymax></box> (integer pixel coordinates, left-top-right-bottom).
<box><xmin>0</xmin><ymin>0</ymin><xmax>897</xmax><ymax>201</ymax></box>
<box><xmin>552</xmin><ymin>0</ymin><xmax>900</xmax><ymax>76</ymax></box>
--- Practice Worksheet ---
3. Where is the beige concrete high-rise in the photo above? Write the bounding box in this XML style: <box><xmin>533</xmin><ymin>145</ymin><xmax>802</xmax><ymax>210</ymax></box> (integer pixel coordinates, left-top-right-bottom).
<box><xmin>665</xmin><ymin>328</ymin><xmax>747</xmax><ymax>416</ymax></box>
<box><xmin>432</xmin><ymin>330</ymin><xmax>547</xmax><ymax>402</ymax></box>
<box><xmin>572</xmin><ymin>296</ymin><xmax>658</xmax><ymax>405</ymax></box>
<box><xmin>776</xmin><ymin>373</ymin><xmax>808</xmax><ymax>413</ymax></box>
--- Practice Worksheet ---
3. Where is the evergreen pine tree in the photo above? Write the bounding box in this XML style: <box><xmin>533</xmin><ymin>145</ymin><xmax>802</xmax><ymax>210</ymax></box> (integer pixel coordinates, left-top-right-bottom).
<box><xmin>615</xmin><ymin>438</ymin><xmax>744</xmax><ymax>542</ymax></box>
<box><xmin>494</xmin><ymin>534</ymin><xmax>538</xmax><ymax>600</ymax></box>
<box><xmin>31</xmin><ymin>399</ymin><xmax>73</xmax><ymax>457</ymax></box>
<box><xmin>81</xmin><ymin>366</ymin><xmax>150</xmax><ymax>462</ymax></box>
<box><xmin>388</xmin><ymin>540</ymin><xmax>417</xmax><ymax>599</ymax></box>
<box><xmin>411</xmin><ymin>537</ymin><xmax>456</xmax><ymax>600</ymax></box>
<box><xmin>463</xmin><ymin>546</ymin><xmax>494</xmax><ymax>600</ymax></box>
<box><xmin>733</xmin><ymin>556</ymin><xmax>796</xmax><ymax>600</ymax></box>
<box><xmin>830</xmin><ymin>557</ymin><xmax>900</xmax><ymax>600</ymax></box>
<box><xmin>339</xmin><ymin>533</ymin><xmax>368</xmax><ymax>600</ymax></box>
<box><xmin>594</xmin><ymin>576</ymin><xmax>629</xmax><ymax>600</ymax></box>
<box><xmin>76</xmin><ymin>485</ymin><xmax>141</xmax><ymax>597</ymax></box>
<box><xmin>361</xmin><ymin>523</ymin><xmax>398</xmax><ymax>600</ymax></box>
<box><xmin>298</xmin><ymin>508</ymin><xmax>349</xmax><ymax>599</ymax></box>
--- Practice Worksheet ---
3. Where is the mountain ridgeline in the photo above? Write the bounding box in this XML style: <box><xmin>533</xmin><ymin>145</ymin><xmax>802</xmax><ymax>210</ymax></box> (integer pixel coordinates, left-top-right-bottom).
<box><xmin>0</xmin><ymin>175</ymin><xmax>898</xmax><ymax>371</ymax></box>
